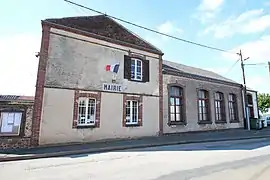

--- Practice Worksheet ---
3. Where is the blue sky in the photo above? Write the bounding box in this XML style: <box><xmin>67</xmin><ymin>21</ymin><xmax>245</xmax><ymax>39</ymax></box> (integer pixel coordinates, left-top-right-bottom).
<box><xmin>0</xmin><ymin>0</ymin><xmax>269</xmax><ymax>95</ymax></box>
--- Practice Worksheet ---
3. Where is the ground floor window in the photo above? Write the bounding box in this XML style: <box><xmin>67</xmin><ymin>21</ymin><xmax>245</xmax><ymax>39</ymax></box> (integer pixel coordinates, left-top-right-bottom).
<box><xmin>125</xmin><ymin>100</ymin><xmax>139</xmax><ymax>125</ymax></box>
<box><xmin>73</xmin><ymin>91</ymin><xmax>101</xmax><ymax>128</ymax></box>
<box><xmin>78</xmin><ymin>98</ymin><xmax>96</xmax><ymax>126</ymax></box>
<box><xmin>198</xmin><ymin>89</ymin><xmax>210</xmax><ymax>122</ymax></box>
<box><xmin>214</xmin><ymin>92</ymin><xmax>226</xmax><ymax>121</ymax></box>
<box><xmin>0</xmin><ymin>111</ymin><xmax>22</xmax><ymax>136</ymax></box>
<box><xmin>247</xmin><ymin>94</ymin><xmax>254</xmax><ymax>118</ymax></box>
<box><xmin>228</xmin><ymin>94</ymin><xmax>238</xmax><ymax>121</ymax></box>
<box><xmin>123</xmin><ymin>95</ymin><xmax>143</xmax><ymax>127</ymax></box>
<box><xmin>168</xmin><ymin>85</ymin><xmax>185</xmax><ymax>125</ymax></box>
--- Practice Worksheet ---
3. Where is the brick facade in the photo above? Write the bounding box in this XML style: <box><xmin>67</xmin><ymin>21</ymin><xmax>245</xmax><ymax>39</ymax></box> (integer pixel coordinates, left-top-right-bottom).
<box><xmin>158</xmin><ymin>55</ymin><xmax>164</xmax><ymax>135</ymax></box>
<box><xmin>31</xmin><ymin>23</ymin><xmax>51</xmax><ymax>146</ymax></box>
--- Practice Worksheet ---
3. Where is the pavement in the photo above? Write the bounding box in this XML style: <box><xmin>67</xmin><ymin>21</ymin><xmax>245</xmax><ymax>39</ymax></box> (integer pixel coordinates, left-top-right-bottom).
<box><xmin>1</xmin><ymin>128</ymin><xmax>270</xmax><ymax>162</ymax></box>
<box><xmin>1</xmin><ymin>138</ymin><xmax>270</xmax><ymax>179</ymax></box>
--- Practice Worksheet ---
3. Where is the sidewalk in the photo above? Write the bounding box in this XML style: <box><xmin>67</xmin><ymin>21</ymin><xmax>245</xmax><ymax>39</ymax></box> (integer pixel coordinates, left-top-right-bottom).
<box><xmin>1</xmin><ymin>128</ymin><xmax>270</xmax><ymax>162</ymax></box>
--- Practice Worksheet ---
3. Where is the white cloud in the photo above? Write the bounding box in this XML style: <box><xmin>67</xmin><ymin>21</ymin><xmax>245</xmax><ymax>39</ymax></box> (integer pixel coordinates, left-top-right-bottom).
<box><xmin>0</xmin><ymin>34</ymin><xmax>40</xmax><ymax>96</ymax></box>
<box><xmin>204</xmin><ymin>9</ymin><xmax>270</xmax><ymax>38</ymax></box>
<box><xmin>221</xmin><ymin>36</ymin><xmax>270</xmax><ymax>93</ymax></box>
<box><xmin>247</xmin><ymin>75</ymin><xmax>270</xmax><ymax>93</ymax></box>
<box><xmin>198</xmin><ymin>0</ymin><xmax>224</xmax><ymax>11</ymax></box>
<box><xmin>157</xmin><ymin>21</ymin><xmax>183</xmax><ymax>35</ymax></box>
<box><xmin>222</xmin><ymin>35</ymin><xmax>270</xmax><ymax>63</ymax></box>
<box><xmin>145</xmin><ymin>21</ymin><xmax>183</xmax><ymax>47</ymax></box>
<box><xmin>195</xmin><ymin>0</ymin><xmax>224</xmax><ymax>23</ymax></box>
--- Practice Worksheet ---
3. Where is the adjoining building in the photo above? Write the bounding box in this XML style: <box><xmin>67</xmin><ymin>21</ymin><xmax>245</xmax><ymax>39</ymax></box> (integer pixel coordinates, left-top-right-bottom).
<box><xmin>162</xmin><ymin>60</ymin><xmax>244</xmax><ymax>134</ymax></box>
<box><xmin>0</xmin><ymin>95</ymin><xmax>34</xmax><ymax>149</ymax></box>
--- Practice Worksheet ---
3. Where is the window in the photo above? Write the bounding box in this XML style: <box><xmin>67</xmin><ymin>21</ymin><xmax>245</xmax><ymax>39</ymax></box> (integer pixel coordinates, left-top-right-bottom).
<box><xmin>125</xmin><ymin>100</ymin><xmax>139</xmax><ymax>125</ymax></box>
<box><xmin>198</xmin><ymin>90</ymin><xmax>210</xmax><ymax>122</ymax></box>
<box><xmin>0</xmin><ymin>111</ymin><xmax>23</xmax><ymax>136</ymax></box>
<box><xmin>214</xmin><ymin>92</ymin><xmax>226</xmax><ymax>122</ymax></box>
<box><xmin>73</xmin><ymin>91</ymin><xmax>101</xmax><ymax>128</ymax></box>
<box><xmin>78</xmin><ymin>98</ymin><xmax>96</xmax><ymax>126</ymax></box>
<box><xmin>131</xmin><ymin>58</ymin><xmax>142</xmax><ymax>81</ymax></box>
<box><xmin>124</xmin><ymin>55</ymin><xmax>149</xmax><ymax>83</ymax></box>
<box><xmin>228</xmin><ymin>94</ymin><xmax>238</xmax><ymax>121</ymax></box>
<box><xmin>169</xmin><ymin>86</ymin><xmax>184</xmax><ymax>124</ymax></box>
<box><xmin>247</xmin><ymin>94</ymin><xmax>254</xmax><ymax>118</ymax></box>
<box><xmin>123</xmin><ymin>95</ymin><xmax>143</xmax><ymax>127</ymax></box>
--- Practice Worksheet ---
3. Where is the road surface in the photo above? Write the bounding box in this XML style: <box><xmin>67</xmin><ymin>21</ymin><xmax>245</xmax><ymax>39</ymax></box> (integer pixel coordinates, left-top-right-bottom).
<box><xmin>1</xmin><ymin>138</ymin><xmax>270</xmax><ymax>180</ymax></box>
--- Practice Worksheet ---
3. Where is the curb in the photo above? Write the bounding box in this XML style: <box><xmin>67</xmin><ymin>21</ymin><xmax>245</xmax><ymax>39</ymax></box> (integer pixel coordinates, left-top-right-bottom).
<box><xmin>1</xmin><ymin>135</ymin><xmax>270</xmax><ymax>162</ymax></box>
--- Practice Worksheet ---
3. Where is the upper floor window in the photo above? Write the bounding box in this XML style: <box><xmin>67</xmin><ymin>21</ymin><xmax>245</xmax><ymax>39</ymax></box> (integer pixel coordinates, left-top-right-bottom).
<box><xmin>228</xmin><ymin>94</ymin><xmax>238</xmax><ymax>121</ymax></box>
<box><xmin>169</xmin><ymin>86</ymin><xmax>185</xmax><ymax>124</ymax></box>
<box><xmin>124</xmin><ymin>55</ymin><xmax>149</xmax><ymax>83</ymax></box>
<box><xmin>78</xmin><ymin>98</ymin><xmax>96</xmax><ymax>126</ymax></box>
<box><xmin>214</xmin><ymin>92</ymin><xmax>226</xmax><ymax>122</ymax></box>
<box><xmin>198</xmin><ymin>90</ymin><xmax>210</xmax><ymax>122</ymax></box>
<box><xmin>131</xmin><ymin>58</ymin><xmax>142</xmax><ymax>81</ymax></box>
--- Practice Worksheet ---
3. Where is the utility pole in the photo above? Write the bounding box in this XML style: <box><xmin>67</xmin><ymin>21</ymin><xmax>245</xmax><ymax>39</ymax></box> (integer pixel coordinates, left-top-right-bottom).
<box><xmin>268</xmin><ymin>62</ymin><xmax>270</xmax><ymax>77</ymax></box>
<box><xmin>238</xmin><ymin>50</ymin><xmax>250</xmax><ymax>130</ymax></box>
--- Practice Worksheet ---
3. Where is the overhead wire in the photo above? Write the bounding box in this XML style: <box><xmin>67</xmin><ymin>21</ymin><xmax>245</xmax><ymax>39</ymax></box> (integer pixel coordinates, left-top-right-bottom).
<box><xmin>63</xmin><ymin>0</ymin><xmax>237</xmax><ymax>55</ymax></box>
<box><xmin>224</xmin><ymin>58</ymin><xmax>240</xmax><ymax>76</ymax></box>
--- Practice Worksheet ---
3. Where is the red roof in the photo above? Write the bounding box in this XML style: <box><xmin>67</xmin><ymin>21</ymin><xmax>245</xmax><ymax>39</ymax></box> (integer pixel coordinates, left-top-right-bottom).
<box><xmin>44</xmin><ymin>15</ymin><xmax>162</xmax><ymax>54</ymax></box>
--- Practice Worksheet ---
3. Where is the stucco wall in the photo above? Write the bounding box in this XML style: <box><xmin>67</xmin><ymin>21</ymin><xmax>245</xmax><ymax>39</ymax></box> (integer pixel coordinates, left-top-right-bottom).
<box><xmin>39</xmin><ymin>88</ymin><xmax>159</xmax><ymax>145</ymax></box>
<box><xmin>45</xmin><ymin>28</ymin><xmax>160</xmax><ymax>96</ymax></box>
<box><xmin>163</xmin><ymin>75</ymin><xmax>244</xmax><ymax>134</ymax></box>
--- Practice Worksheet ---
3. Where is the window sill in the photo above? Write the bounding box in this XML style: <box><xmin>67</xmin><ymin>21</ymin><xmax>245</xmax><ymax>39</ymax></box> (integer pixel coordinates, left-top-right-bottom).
<box><xmin>128</xmin><ymin>79</ymin><xmax>145</xmax><ymax>83</ymax></box>
<box><xmin>76</xmin><ymin>125</ymin><xmax>96</xmax><ymax>129</ymax></box>
<box><xmin>198</xmin><ymin>120</ymin><xmax>212</xmax><ymax>125</ymax></box>
<box><xmin>125</xmin><ymin>123</ymin><xmax>141</xmax><ymax>127</ymax></box>
<box><xmin>168</xmin><ymin>121</ymin><xmax>186</xmax><ymax>126</ymax></box>
<box><xmin>229</xmin><ymin>120</ymin><xmax>240</xmax><ymax>123</ymax></box>
<box><xmin>215</xmin><ymin>120</ymin><xmax>227</xmax><ymax>124</ymax></box>
<box><xmin>0</xmin><ymin>134</ymin><xmax>21</xmax><ymax>137</ymax></box>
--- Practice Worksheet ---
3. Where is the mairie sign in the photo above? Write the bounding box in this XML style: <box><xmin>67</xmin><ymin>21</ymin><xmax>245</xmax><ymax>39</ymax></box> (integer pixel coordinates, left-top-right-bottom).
<box><xmin>102</xmin><ymin>83</ymin><xmax>123</xmax><ymax>92</ymax></box>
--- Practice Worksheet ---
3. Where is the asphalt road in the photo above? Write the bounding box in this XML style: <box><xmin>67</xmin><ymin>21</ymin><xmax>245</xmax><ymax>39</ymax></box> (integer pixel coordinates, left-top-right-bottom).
<box><xmin>1</xmin><ymin>138</ymin><xmax>270</xmax><ymax>180</ymax></box>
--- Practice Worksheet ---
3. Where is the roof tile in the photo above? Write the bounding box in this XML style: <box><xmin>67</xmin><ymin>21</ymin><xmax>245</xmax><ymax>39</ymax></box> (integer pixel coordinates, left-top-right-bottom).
<box><xmin>45</xmin><ymin>15</ymin><xmax>162</xmax><ymax>54</ymax></box>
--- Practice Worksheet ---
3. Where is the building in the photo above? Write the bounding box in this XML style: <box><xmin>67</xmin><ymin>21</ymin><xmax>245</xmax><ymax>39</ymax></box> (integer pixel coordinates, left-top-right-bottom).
<box><xmin>29</xmin><ymin>15</ymin><xmax>245</xmax><ymax>146</ymax></box>
<box><xmin>0</xmin><ymin>95</ymin><xmax>34</xmax><ymax>149</ymax></box>
<box><xmin>240</xmin><ymin>88</ymin><xmax>261</xmax><ymax>128</ymax></box>
<box><xmin>245</xmin><ymin>88</ymin><xmax>259</xmax><ymax>120</ymax></box>
<box><xmin>33</xmin><ymin>15</ymin><xmax>164</xmax><ymax>146</ymax></box>
<box><xmin>162</xmin><ymin>60</ymin><xmax>244</xmax><ymax>133</ymax></box>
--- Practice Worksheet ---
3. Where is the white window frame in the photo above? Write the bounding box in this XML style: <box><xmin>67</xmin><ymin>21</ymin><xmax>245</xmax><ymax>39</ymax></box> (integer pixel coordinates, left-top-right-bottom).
<box><xmin>125</xmin><ymin>100</ymin><xmax>139</xmax><ymax>125</ymax></box>
<box><xmin>0</xmin><ymin>111</ymin><xmax>23</xmax><ymax>136</ymax></box>
<box><xmin>131</xmin><ymin>58</ymin><xmax>143</xmax><ymax>81</ymax></box>
<box><xmin>78</xmin><ymin>98</ymin><xmax>96</xmax><ymax>126</ymax></box>
<box><xmin>228</xmin><ymin>94</ymin><xmax>237</xmax><ymax>121</ymax></box>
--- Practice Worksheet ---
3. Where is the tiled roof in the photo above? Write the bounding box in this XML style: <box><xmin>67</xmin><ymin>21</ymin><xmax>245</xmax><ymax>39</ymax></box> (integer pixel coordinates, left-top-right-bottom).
<box><xmin>163</xmin><ymin>60</ymin><xmax>240</xmax><ymax>85</ymax></box>
<box><xmin>0</xmin><ymin>95</ymin><xmax>34</xmax><ymax>102</ymax></box>
<box><xmin>44</xmin><ymin>15</ymin><xmax>162</xmax><ymax>54</ymax></box>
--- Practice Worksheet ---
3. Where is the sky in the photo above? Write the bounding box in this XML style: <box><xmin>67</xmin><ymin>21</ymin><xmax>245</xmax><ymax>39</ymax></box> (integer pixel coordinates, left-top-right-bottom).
<box><xmin>0</xmin><ymin>0</ymin><xmax>269</xmax><ymax>96</ymax></box>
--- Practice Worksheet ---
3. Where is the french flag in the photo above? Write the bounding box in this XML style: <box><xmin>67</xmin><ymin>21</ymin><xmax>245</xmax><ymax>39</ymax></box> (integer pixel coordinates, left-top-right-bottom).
<box><xmin>105</xmin><ymin>63</ymin><xmax>120</xmax><ymax>73</ymax></box>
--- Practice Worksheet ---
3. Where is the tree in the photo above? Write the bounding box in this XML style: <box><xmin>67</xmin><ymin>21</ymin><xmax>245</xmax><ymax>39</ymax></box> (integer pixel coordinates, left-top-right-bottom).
<box><xmin>258</xmin><ymin>93</ymin><xmax>270</xmax><ymax>113</ymax></box>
